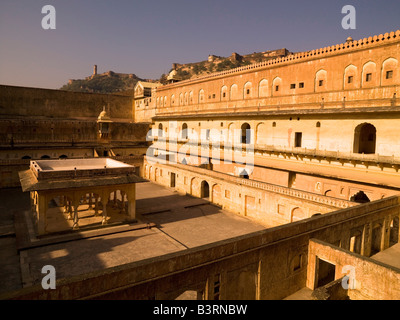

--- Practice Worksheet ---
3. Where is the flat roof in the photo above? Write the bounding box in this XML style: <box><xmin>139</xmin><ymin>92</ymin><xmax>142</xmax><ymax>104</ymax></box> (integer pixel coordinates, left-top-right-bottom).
<box><xmin>33</xmin><ymin>158</ymin><xmax>132</xmax><ymax>172</ymax></box>
<box><xmin>19</xmin><ymin>158</ymin><xmax>145</xmax><ymax>192</ymax></box>
<box><xmin>30</xmin><ymin>158</ymin><xmax>135</xmax><ymax>180</ymax></box>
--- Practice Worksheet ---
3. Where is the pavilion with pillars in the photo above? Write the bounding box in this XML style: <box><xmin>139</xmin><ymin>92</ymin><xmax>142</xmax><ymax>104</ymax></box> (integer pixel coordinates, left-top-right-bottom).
<box><xmin>18</xmin><ymin>158</ymin><xmax>144</xmax><ymax>236</ymax></box>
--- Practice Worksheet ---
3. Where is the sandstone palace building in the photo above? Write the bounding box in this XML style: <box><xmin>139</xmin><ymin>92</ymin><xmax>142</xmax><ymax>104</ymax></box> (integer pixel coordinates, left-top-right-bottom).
<box><xmin>1</xmin><ymin>30</ymin><xmax>400</xmax><ymax>300</ymax></box>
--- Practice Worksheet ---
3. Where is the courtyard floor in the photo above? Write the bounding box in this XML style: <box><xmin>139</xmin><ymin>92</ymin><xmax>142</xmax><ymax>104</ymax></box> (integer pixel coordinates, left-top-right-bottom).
<box><xmin>0</xmin><ymin>181</ymin><xmax>266</xmax><ymax>294</ymax></box>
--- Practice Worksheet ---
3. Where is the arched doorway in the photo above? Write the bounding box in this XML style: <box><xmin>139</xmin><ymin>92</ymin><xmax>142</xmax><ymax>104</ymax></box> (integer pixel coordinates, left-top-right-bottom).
<box><xmin>239</xmin><ymin>169</ymin><xmax>249</xmax><ymax>179</ymax></box>
<box><xmin>350</xmin><ymin>191</ymin><xmax>370</xmax><ymax>203</ymax></box>
<box><xmin>201</xmin><ymin>181</ymin><xmax>210</xmax><ymax>199</ymax></box>
<box><xmin>291</xmin><ymin>207</ymin><xmax>306</xmax><ymax>222</ymax></box>
<box><xmin>158</xmin><ymin>123</ymin><xmax>163</xmax><ymax>137</ymax></box>
<box><xmin>241</xmin><ymin>123</ymin><xmax>251</xmax><ymax>144</ymax></box>
<box><xmin>181</xmin><ymin>123</ymin><xmax>188</xmax><ymax>139</ymax></box>
<box><xmin>353</xmin><ymin>123</ymin><xmax>376</xmax><ymax>154</ymax></box>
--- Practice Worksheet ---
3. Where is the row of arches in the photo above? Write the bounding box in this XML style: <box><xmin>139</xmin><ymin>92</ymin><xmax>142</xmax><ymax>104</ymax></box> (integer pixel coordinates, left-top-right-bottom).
<box><xmin>156</xmin><ymin>57</ymin><xmax>398</xmax><ymax>108</ymax></box>
<box><xmin>348</xmin><ymin>216</ymin><xmax>399</xmax><ymax>256</ymax></box>
<box><xmin>144</xmin><ymin>163</ymin><xmax>321</xmax><ymax>226</ymax></box>
<box><xmin>22</xmin><ymin>154</ymin><xmax>68</xmax><ymax>160</ymax></box>
<box><xmin>155</xmin><ymin>121</ymin><xmax>378</xmax><ymax>154</ymax></box>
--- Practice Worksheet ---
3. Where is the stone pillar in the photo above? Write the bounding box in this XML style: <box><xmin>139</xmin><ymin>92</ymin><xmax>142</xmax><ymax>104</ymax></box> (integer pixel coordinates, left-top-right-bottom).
<box><xmin>101</xmin><ymin>197</ymin><xmax>108</xmax><ymax>225</ymax></box>
<box><xmin>72</xmin><ymin>200</ymin><xmax>79</xmax><ymax>230</ymax></box>
<box><xmin>113</xmin><ymin>191</ymin><xmax>117</xmax><ymax>208</ymax></box>
<box><xmin>88</xmin><ymin>193</ymin><xmax>93</xmax><ymax>209</ymax></box>
<box><xmin>127</xmin><ymin>184</ymin><xmax>136</xmax><ymax>220</ymax></box>
<box><xmin>30</xmin><ymin>191</ymin><xmax>35</xmax><ymax>213</ymax></box>
<box><xmin>94</xmin><ymin>195</ymin><xmax>99</xmax><ymax>216</ymax></box>
<box><xmin>361</xmin><ymin>223</ymin><xmax>371</xmax><ymax>257</ymax></box>
<box><xmin>68</xmin><ymin>201</ymin><xmax>73</xmax><ymax>220</ymax></box>
<box><xmin>37</xmin><ymin>193</ymin><xmax>47</xmax><ymax>236</ymax></box>
<box><xmin>102</xmin><ymin>205</ymin><xmax>108</xmax><ymax>225</ymax></box>
<box><xmin>383</xmin><ymin>217</ymin><xmax>391</xmax><ymax>250</ymax></box>
<box><xmin>120</xmin><ymin>191</ymin><xmax>126</xmax><ymax>214</ymax></box>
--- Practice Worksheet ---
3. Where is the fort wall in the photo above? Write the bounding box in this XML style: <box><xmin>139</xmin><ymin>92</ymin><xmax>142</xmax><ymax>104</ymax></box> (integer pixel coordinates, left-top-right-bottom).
<box><xmin>0</xmin><ymin>85</ymin><xmax>134</xmax><ymax>121</ymax></box>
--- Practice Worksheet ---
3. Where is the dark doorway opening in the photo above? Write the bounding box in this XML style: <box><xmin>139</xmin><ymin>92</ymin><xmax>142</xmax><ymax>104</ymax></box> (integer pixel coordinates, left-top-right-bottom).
<box><xmin>239</xmin><ymin>170</ymin><xmax>249</xmax><ymax>179</ymax></box>
<box><xmin>294</xmin><ymin>132</ymin><xmax>302</xmax><ymax>148</ymax></box>
<box><xmin>353</xmin><ymin>123</ymin><xmax>376</xmax><ymax>154</ymax></box>
<box><xmin>241</xmin><ymin>123</ymin><xmax>251</xmax><ymax>144</ymax></box>
<box><xmin>317</xmin><ymin>258</ymin><xmax>336</xmax><ymax>288</ymax></box>
<box><xmin>350</xmin><ymin>191</ymin><xmax>370</xmax><ymax>204</ymax></box>
<box><xmin>371</xmin><ymin>225</ymin><xmax>383</xmax><ymax>255</ymax></box>
<box><xmin>201</xmin><ymin>181</ymin><xmax>210</xmax><ymax>199</ymax></box>
<box><xmin>170</xmin><ymin>173</ymin><xmax>176</xmax><ymax>188</ymax></box>
<box><xmin>182</xmin><ymin>123</ymin><xmax>188</xmax><ymax>139</ymax></box>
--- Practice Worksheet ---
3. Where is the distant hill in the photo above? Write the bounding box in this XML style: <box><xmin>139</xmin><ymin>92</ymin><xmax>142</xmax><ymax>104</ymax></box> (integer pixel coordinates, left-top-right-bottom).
<box><xmin>60</xmin><ymin>69</ymin><xmax>155</xmax><ymax>94</ymax></box>
<box><xmin>162</xmin><ymin>48</ymin><xmax>292</xmax><ymax>83</ymax></box>
<box><xmin>61</xmin><ymin>48</ymin><xmax>292</xmax><ymax>92</ymax></box>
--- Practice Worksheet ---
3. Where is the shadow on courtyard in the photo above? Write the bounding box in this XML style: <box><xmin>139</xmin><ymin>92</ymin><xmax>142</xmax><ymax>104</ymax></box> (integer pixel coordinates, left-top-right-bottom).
<box><xmin>25</xmin><ymin>233</ymin><xmax>150</xmax><ymax>286</ymax></box>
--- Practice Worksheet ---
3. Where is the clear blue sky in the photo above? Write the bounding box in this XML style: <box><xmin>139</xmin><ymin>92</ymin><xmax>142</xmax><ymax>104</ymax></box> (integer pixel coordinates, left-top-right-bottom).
<box><xmin>0</xmin><ymin>0</ymin><xmax>399</xmax><ymax>89</ymax></box>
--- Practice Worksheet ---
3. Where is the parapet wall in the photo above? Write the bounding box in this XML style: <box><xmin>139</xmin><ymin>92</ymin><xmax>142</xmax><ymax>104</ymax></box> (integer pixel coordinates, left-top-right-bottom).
<box><xmin>3</xmin><ymin>196</ymin><xmax>399</xmax><ymax>300</ymax></box>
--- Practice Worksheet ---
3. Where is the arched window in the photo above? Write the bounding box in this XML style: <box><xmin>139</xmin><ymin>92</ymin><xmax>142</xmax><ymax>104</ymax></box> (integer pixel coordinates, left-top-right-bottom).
<box><xmin>221</xmin><ymin>86</ymin><xmax>228</xmax><ymax>101</ymax></box>
<box><xmin>272</xmin><ymin>77</ymin><xmax>282</xmax><ymax>96</ymax></box>
<box><xmin>353</xmin><ymin>123</ymin><xmax>376</xmax><ymax>154</ymax></box>
<box><xmin>179</xmin><ymin>93</ymin><xmax>183</xmax><ymax>106</ymax></box>
<box><xmin>230</xmin><ymin>84</ymin><xmax>238</xmax><ymax>100</ymax></box>
<box><xmin>344</xmin><ymin>64</ymin><xmax>358</xmax><ymax>90</ymax></box>
<box><xmin>316</xmin><ymin>121</ymin><xmax>321</xmax><ymax>128</ymax></box>
<box><xmin>362</xmin><ymin>61</ymin><xmax>377</xmax><ymax>87</ymax></box>
<box><xmin>199</xmin><ymin>89</ymin><xmax>205</xmax><ymax>103</ymax></box>
<box><xmin>189</xmin><ymin>91</ymin><xmax>193</xmax><ymax>104</ymax></box>
<box><xmin>381</xmin><ymin>58</ymin><xmax>398</xmax><ymax>86</ymax></box>
<box><xmin>315</xmin><ymin>69</ymin><xmax>327</xmax><ymax>92</ymax></box>
<box><xmin>258</xmin><ymin>79</ymin><xmax>269</xmax><ymax>97</ymax></box>
<box><xmin>243</xmin><ymin>82</ymin><xmax>252</xmax><ymax>98</ymax></box>
<box><xmin>256</xmin><ymin>123</ymin><xmax>267</xmax><ymax>145</ymax></box>
<box><xmin>241</xmin><ymin>123</ymin><xmax>251</xmax><ymax>144</ymax></box>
